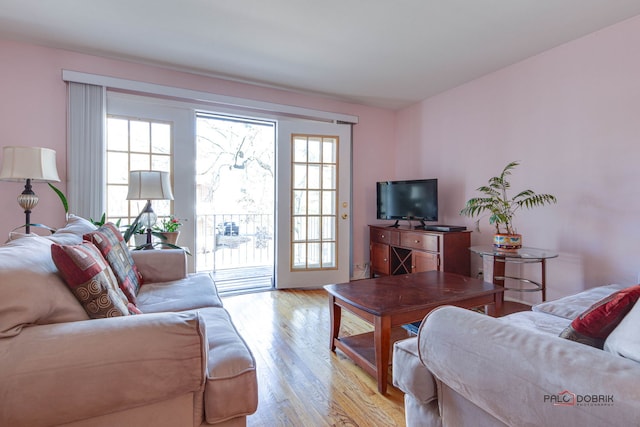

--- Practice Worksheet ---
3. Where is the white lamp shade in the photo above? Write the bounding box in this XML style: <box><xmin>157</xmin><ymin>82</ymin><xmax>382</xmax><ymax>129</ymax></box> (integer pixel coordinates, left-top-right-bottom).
<box><xmin>0</xmin><ymin>146</ymin><xmax>60</xmax><ymax>182</ymax></box>
<box><xmin>127</xmin><ymin>170</ymin><xmax>174</xmax><ymax>200</ymax></box>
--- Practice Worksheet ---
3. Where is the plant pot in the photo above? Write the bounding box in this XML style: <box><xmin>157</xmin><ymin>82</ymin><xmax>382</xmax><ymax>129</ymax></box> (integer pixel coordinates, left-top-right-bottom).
<box><xmin>493</xmin><ymin>233</ymin><xmax>522</xmax><ymax>251</ymax></box>
<box><xmin>133</xmin><ymin>233</ymin><xmax>148</xmax><ymax>248</ymax></box>
<box><xmin>159</xmin><ymin>231</ymin><xmax>180</xmax><ymax>247</ymax></box>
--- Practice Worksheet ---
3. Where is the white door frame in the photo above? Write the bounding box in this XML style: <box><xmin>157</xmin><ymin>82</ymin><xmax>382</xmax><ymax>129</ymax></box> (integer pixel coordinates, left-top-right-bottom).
<box><xmin>107</xmin><ymin>91</ymin><xmax>354</xmax><ymax>284</ymax></box>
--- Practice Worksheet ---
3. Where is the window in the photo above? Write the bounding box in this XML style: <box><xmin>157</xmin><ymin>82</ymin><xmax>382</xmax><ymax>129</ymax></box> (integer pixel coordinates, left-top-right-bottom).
<box><xmin>106</xmin><ymin>115</ymin><xmax>173</xmax><ymax>226</ymax></box>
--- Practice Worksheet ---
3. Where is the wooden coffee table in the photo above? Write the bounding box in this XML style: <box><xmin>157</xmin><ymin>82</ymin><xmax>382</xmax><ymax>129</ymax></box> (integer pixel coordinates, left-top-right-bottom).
<box><xmin>324</xmin><ymin>270</ymin><xmax>504</xmax><ymax>394</ymax></box>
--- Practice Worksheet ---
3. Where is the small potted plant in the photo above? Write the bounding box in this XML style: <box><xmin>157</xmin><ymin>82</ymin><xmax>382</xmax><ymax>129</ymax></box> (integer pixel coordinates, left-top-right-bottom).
<box><xmin>460</xmin><ymin>161</ymin><xmax>557</xmax><ymax>250</ymax></box>
<box><xmin>132</xmin><ymin>225</ymin><xmax>148</xmax><ymax>248</ymax></box>
<box><xmin>154</xmin><ymin>215</ymin><xmax>183</xmax><ymax>246</ymax></box>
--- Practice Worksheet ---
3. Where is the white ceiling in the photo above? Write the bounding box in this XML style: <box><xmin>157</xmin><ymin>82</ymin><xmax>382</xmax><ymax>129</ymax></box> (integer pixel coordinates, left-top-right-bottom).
<box><xmin>2</xmin><ymin>0</ymin><xmax>640</xmax><ymax>110</ymax></box>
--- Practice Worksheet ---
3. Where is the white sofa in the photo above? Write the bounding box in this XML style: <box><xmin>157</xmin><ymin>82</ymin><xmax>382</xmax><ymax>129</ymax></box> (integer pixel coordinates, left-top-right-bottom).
<box><xmin>393</xmin><ymin>284</ymin><xmax>640</xmax><ymax>427</ymax></box>
<box><xmin>0</xmin><ymin>216</ymin><xmax>258</xmax><ymax>427</ymax></box>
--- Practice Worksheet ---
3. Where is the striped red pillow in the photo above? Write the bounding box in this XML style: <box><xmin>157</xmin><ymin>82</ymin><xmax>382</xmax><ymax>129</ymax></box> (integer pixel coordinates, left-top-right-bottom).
<box><xmin>84</xmin><ymin>223</ymin><xmax>143</xmax><ymax>304</ymax></box>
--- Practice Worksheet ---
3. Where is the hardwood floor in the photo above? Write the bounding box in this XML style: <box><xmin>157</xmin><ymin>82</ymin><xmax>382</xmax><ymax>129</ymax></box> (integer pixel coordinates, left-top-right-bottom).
<box><xmin>222</xmin><ymin>289</ymin><xmax>406</xmax><ymax>427</ymax></box>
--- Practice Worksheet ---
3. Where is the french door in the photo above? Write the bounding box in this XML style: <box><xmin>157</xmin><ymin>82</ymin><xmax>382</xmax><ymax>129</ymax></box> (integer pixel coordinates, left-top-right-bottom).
<box><xmin>108</xmin><ymin>92</ymin><xmax>352</xmax><ymax>287</ymax></box>
<box><xmin>275</xmin><ymin>120</ymin><xmax>352</xmax><ymax>288</ymax></box>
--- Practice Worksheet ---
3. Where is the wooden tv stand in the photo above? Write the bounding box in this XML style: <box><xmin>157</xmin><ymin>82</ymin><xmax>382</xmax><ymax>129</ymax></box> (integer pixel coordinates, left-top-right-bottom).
<box><xmin>369</xmin><ymin>225</ymin><xmax>471</xmax><ymax>277</ymax></box>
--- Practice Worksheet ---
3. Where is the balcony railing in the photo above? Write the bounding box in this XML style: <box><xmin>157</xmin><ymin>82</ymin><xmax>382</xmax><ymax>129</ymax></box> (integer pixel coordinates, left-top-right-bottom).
<box><xmin>195</xmin><ymin>213</ymin><xmax>274</xmax><ymax>273</ymax></box>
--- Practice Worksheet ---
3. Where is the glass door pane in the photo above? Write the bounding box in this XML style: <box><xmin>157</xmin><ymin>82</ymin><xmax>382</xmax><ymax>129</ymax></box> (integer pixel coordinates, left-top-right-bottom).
<box><xmin>291</xmin><ymin>135</ymin><xmax>338</xmax><ymax>270</ymax></box>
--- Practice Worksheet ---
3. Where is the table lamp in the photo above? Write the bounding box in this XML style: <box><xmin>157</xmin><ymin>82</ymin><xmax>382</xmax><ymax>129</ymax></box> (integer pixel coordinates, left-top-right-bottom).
<box><xmin>126</xmin><ymin>170</ymin><xmax>174</xmax><ymax>249</ymax></box>
<box><xmin>0</xmin><ymin>146</ymin><xmax>61</xmax><ymax>233</ymax></box>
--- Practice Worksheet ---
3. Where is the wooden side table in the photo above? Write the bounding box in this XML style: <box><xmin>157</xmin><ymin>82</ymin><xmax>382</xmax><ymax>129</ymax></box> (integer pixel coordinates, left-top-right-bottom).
<box><xmin>469</xmin><ymin>246</ymin><xmax>558</xmax><ymax>302</ymax></box>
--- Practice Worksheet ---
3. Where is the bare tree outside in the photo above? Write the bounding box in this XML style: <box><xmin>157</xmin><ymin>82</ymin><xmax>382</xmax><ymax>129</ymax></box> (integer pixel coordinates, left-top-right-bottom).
<box><xmin>195</xmin><ymin>114</ymin><xmax>275</xmax><ymax>290</ymax></box>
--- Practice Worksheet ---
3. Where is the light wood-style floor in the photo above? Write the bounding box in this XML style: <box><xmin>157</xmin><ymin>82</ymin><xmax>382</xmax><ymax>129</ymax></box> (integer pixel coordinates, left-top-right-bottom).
<box><xmin>222</xmin><ymin>289</ymin><xmax>406</xmax><ymax>427</ymax></box>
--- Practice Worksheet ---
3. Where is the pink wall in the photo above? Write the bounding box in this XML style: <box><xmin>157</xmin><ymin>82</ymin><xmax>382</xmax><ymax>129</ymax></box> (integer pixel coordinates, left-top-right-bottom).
<box><xmin>0</xmin><ymin>39</ymin><xmax>395</xmax><ymax>269</ymax></box>
<box><xmin>396</xmin><ymin>15</ymin><xmax>640</xmax><ymax>301</ymax></box>
<box><xmin>7</xmin><ymin>13</ymin><xmax>639</xmax><ymax>294</ymax></box>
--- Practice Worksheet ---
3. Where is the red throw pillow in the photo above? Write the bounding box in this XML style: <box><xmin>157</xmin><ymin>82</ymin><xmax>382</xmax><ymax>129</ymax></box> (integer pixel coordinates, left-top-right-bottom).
<box><xmin>51</xmin><ymin>242</ymin><xmax>140</xmax><ymax>318</ymax></box>
<box><xmin>84</xmin><ymin>223</ymin><xmax>143</xmax><ymax>304</ymax></box>
<box><xmin>559</xmin><ymin>285</ymin><xmax>640</xmax><ymax>348</ymax></box>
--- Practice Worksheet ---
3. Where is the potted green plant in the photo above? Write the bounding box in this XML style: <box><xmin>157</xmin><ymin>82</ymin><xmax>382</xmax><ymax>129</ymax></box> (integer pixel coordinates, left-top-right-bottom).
<box><xmin>122</xmin><ymin>222</ymin><xmax>148</xmax><ymax>247</ymax></box>
<box><xmin>153</xmin><ymin>215</ymin><xmax>183</xmax><ymax>246</ymax></box>
<box><xmin>460</xmin><ymin>161</ymin><xmax>557</xmax><ymax>250</ymax></box>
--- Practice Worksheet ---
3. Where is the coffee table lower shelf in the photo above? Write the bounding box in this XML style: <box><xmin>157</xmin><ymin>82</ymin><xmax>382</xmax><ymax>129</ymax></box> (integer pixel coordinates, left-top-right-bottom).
<box><xmin>334</xmin><ymin>327</ymin><xmax>414</xmax><ymax>379</ymax></box>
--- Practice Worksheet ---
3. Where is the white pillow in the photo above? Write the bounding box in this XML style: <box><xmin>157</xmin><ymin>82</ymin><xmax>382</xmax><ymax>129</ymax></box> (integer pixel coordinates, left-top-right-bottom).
<box><xmin>604</xmin><ymin>299</ymin><xmax>640</xmax><ymax>363</ymax></box>
<box><xmin>47</xmin><ymin>214</ymin><xmax>98</xmax><ymax>245</ymax></box>
<box><xmin>532</xmin><ymin>284</ymin><xmax>625</xmax><ymax>319</ymax></box>
<box><xmin>0</xmin><ymin>235</ymin><xmax>89</xmax><ymax>337</ymax></box>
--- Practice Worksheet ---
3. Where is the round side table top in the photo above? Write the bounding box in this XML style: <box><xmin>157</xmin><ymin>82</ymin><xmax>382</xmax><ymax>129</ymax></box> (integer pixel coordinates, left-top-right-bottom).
<box><xmin>469</xmin><ymin>245</ymin><xmax>558</xmax><ymax>260</ymax></box>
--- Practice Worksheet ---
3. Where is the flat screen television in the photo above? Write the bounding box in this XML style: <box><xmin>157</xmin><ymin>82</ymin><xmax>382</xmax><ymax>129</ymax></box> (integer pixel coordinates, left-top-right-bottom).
<box><xmin>376</xmin><ymin>179</ymin><xmax>438</xmax><ymax>224</ymax></box>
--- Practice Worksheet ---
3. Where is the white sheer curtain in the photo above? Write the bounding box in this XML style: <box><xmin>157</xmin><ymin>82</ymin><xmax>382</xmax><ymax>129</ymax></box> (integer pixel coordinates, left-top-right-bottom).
<box><xmin>67</xmin><ymin>82</ymin><xmax>105</xmax><ymax>220</ymax></box>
